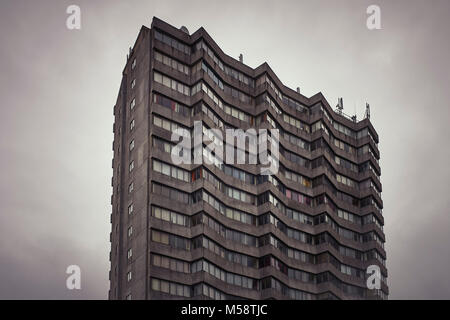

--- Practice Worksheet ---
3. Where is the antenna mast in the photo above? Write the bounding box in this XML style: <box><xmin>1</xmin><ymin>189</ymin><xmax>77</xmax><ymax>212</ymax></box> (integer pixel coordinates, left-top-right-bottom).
<box><xmin>365</xmin><ymin>103</ymin><xmax>371</xmax><ymax>119</ymax></box>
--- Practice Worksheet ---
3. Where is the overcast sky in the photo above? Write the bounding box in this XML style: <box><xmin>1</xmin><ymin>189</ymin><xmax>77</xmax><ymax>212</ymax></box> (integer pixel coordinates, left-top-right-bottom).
<box><xmin>0</xmin><ymin>0</ymin><xmax>449</xmax><ymax>299</ymax></box>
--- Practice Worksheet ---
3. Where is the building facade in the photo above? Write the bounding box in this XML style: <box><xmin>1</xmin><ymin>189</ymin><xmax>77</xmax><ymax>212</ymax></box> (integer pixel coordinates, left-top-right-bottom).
<box><xmin>109</xmin><ymin>17</ymin><xmax>388</xmax><ymax>300</ymax></box>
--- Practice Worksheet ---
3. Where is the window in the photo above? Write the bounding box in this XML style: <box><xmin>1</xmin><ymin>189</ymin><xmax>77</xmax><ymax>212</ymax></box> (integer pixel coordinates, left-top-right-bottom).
<box><xmin>155</xmin><ymin>30</ymin><xmax>191</xmax><ymax>54</ymax></box>
<box><xmin>128</xmin><ymin>182</ymin><xmax>134</xmax><ymax>193</ymax></box>
<box><xmin>130</xmin><ymin>98</ymin><xmax>136</xmax><ymax>110</ymax></box>
<box><xmin>127</xmin><ymin>271</ymin><xmax>132</xmax><ymax>282</ymax></box>
<box><xmin>151</xmin><ymin>278</ymin><xmax>160</xmax><ymax>291</ymax></box>
<box><xmin>131</xmin><ymin>58</ymin><xmax>136</xmax><ymax>70</ymax></box>
<box><xmin>161</xmin><ymin>280</ymin><xmax>169</xmax><ymax>293</ymax></box>
<box><xmin>127</xmin><ymin>226</ymin><xmax>133</xmax><ymax>237</ymax></box>
<box><xmin>162</xmin><ymin>163</ymin><xmax>170</xmax><ymax>176</ymax></box>
<box><xmin>130</xmin><ymin>119</ymin><xmax>135</xmax><ymax>131</ymax></box>
<box><xmin>162</xmin><ymin>209</ymin><xmax>170</xmax><ymax>221</ymax></box>
<box><xmin>154</xmin><ymin>72</ymin><xmax>191</xmax><ymax>96</ymax></box>
<box><xmin>129</xmin><ymin>140</ymin><xmax>135</xmax><ymax>151</ymax></box>
<box><xmin>129</xmin><ymin>161</ymin><xmax>134</xmax><ymax>172</ymax></box>
<box><xmin>160</xmin><ymin>232</ymin><xmax>170</xmax><ymax>245</ymax></box>
<box><xmin>153</xmin><ymin>94</ymin><xmax>191</xmax><ymax>117</ymax></box>
<box><xmin>156</xmin><ymin>51</ymin><xmax>190</xmax><ymax>75</ymax></box>
<box><xmin>152</xmin><ymin>230</ymin><xmax>161</xmax><ymax>243</ymax></box>
<box><xmin>153</xmin><ymin>116</ymin><xmax>162</xmax><ymax>128</ymax></box>
<box><xmin>131</xmin><ymin>79</ymin><xmax>136</xmax><ymax>89</ymax></box>
<box><xmin>153</xmin><ymin>207</ymin><xmax>161</xmax><ymax>219</ymax></box>
<box><xmin>127</xmin><ymin>248</ymin><xmax>132</xmax><ymax>260</ymax></box>
<box><xmin>125</xmin><ymin>293</ymin><xmax>132</xmax><ymax>300</ymax></box>
<box><xmin>153</xmin><ymin>160</ymin><xmax>161</xmax><ymax>173</ymax></box>
<box><xmin>161</xmin><ymin>118</ymin><xmax>170</xmax><ymax>131</ymax></box>
<box><xmin>153</xmin><ymin>160</ymin><xmax>189</xmax><ymax>183</ymax></box>
<box><xmin>162</xmin><ymin>76</ymin><xmax>170</xmax><ymax>87</ymax></box>
<box><xmin>152</xmin><ymin>254</ymin><xmax>161</xmax><ymax>267</ymax></box>
<box><xmin>154</xmin><ymin>72</ymin><xmax>162</xmax><ymax>83</ymax></box>
<box><xmin>128</xmin><ymin>203</ymin><xmax>134</xmax><ymax>215</ymax></box>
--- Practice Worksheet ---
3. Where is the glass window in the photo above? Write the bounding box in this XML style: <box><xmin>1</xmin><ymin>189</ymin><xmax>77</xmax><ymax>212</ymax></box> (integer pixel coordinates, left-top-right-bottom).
<box><xmin>161</xmin><ymin>256</ymin><xmax>169</xmax><ymax>268</ymax></box>
<box><xmin>152</xmin><ymin>231</ymin><xmax>160</xmax><ymax>242</ymax></box>
<box><xmin>154</xmin><ymin>206</ymin><xmax>161</xmax><ymax>218</ymax></box>
<box><xmin>162</xmin><ymin>163</ymin><xmax>170</xmax><ymax>176</ymax></box>
<box><xmin>163</xmin><ymin>76</ymin><xmax>171</xmax><ymax>87</ymax></box>
<box><xmin>177</xmin><ymin>214</ymin><xmax>184</xmax><ymax>226</ymax></box>
<box><xmin>235</xmin><ymin>275</ymin><xmax>242</xmax><ymax>286</ymax></box>
<box><xmin>153</xmin><ymin>254</ymin><xmax>161</xmax><ymax>266</ymax></box>
<box><xmin>154</xmin><ymin>160</ymin><xmax>161</xmax><ymax>173</ymax></box>
<box><xmin>161</xmin><ymin>209</ymin><xmax>170</xmax><ymax>221</ymax></box>
<box><xmin>170</xmin><ymin>283</ymin><xmax>176</xmax><ymax>295</ymax></box>
<box><xmin>151</xmin><ymin>278</ymin><xmax>160</xmax><ymax>291</ymax></box>
<box><xmin>161</xmin><ymin>280</ymin><xmax>169</xmax><ymax>293</ymax></box>
<box><xmin>183</xmin><ymin>285</ymin><xmax>190</xmax><ymax>297</ymax></box>
<box><xmin>154</xmin><ymin>116</ymin><xmax>161</xmax><ymax>127</ymax></box>
<box><xmin>155</xmin><ymin>51</ymin><xmax>162</xmax><ymax>62</ymax></box>
<box><xmin>129</xmin><ymin>161</ymin><xmax>134</xmax><ymax>172</ymax></box>
<box><xmin>162</xmin><ymin>119</ymin><xmax>170</xmax><ymax>131</ymax></box>
<box><xmin>154</xmin><ymin>72</ymin><xmax>162</xmax><ymax>83</ymax></box>
<box><xmin>161</xmin><ymin>233</ymin><xmax>169</xmax><ymax>245</ymax></box>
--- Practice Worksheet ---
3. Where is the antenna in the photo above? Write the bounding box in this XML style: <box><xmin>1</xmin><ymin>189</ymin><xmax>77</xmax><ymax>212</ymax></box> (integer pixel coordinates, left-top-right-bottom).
<box><xmin>239</xmin><ymin>54</ymin><xmax>243</xmax><ymax>63</ymax></box>
<box><xmin>365</xmin><ymin>103</ymin><xmax>371</xmax><ymax>119</ymax></box>
<box><xmin>336</xmin><ymin>97</ymin><xmax>343</xmax><ymax>114</ymax></box>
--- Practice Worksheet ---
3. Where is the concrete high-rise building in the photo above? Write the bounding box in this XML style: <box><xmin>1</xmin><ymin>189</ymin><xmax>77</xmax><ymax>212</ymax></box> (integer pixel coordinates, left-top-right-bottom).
<box><xmin>109</xmin><ymin>17</ymin><xmax>388</xmax><ymax>300</ymax></box>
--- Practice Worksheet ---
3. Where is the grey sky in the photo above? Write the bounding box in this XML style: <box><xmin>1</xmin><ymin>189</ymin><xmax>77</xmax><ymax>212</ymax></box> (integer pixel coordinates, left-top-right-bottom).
<box><xmin>0</xmin><ymin>0</ymin><xmax>449</xmax><ymax>299</ymax></box>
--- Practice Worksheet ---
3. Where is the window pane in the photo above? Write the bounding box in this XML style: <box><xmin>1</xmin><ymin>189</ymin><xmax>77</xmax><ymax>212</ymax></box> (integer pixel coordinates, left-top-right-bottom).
<box><xmin>154</xmin><ymin>116</ymin><xmax>161</xmax><ymax>127</ymax></box>
<box><xmin>151</xmin><ymin>279</ymin><xmax>160</xmax><ymax>291</ymax></box>
<box><xmin>161</xmin><ymin>280</ymin><xmax>169</xmax><ymax>293</ymax></box>
<box><xmin>163</xmin><ymin>76</ymin><xmax>170</xmax><ymax>87</ymax></box>
<box><xmin>162</xmin><ymin>163</ymin><xmax>170</xmax><ymax>176</ymax></box>
<box><xmin>154</xmin><ymin>72</ymin><xmax>162</xmax><ymax>83</ymax></box>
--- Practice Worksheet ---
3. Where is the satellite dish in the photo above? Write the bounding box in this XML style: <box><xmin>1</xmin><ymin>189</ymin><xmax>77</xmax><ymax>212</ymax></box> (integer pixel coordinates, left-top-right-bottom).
<box><xmin>180</xmin><ymin>26</ymin><xmax>189</xmax><ymax>35</ymax></box>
